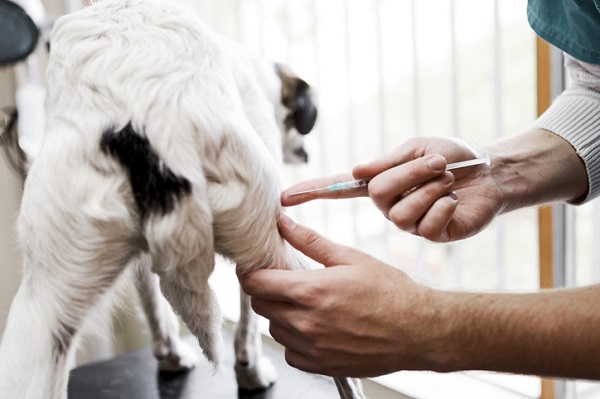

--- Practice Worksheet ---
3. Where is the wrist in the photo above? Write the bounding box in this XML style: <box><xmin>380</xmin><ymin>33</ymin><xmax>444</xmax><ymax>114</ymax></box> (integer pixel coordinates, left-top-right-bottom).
<box><xmin>422</xmin><ymin>289</ymin><xmax>534</xmax><ymax>373</ymax></box>
<box><xmin>481</xmin><ymin>128</ymin><xmax>588</xmax><ymax>213</ymax></box>
<box><xmin>423</xmin><ymin>290</ymin><xmax>508</xmax><ymax>374</ymax></box>
<box><xmin>415</xmin><ymin>288</ymin><xmax>468</xmax><ymax>373</ymax></box>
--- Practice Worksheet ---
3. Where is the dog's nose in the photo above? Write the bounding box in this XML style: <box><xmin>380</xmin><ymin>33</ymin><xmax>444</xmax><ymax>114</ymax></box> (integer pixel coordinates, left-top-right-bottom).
<box><xmin>293</xmin><ymin>148</ymin><xmax>308</xmax><ymax>163</ymax></box>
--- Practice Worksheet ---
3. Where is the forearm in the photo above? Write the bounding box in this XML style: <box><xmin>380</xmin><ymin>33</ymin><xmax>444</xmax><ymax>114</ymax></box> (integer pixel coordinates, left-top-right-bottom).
<box><xmin>526</xmin><ymin>54</ymin><xmax>600</xmax><ymax>204</ymax></box>
<box><xmin>430</xmin><ymin>285</ymin><xmax>600</xmax><ymax>379</ymax></box>
<box><xmin>480</xmin><ymin>53</ymin><xmax>600</xmax><ymax>211</ymax></box>
<box><xmin>481</xmin><ymin>127</ymin><xmax>588</xmax><ymax>213</ymax></box>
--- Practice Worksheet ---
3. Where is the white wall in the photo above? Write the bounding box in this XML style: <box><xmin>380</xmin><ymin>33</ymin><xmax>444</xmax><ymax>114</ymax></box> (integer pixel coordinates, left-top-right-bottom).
<box><xmin>0</xmin><ymin>69</ymin><xmax>22</xmax><ymax>336</ymax></box>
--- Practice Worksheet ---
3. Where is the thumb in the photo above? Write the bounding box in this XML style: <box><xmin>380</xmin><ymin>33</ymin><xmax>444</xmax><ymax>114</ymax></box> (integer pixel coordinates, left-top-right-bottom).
<box><xmin>278</xmin><ymin>214</ymin><xmax>358</xmax><ymax>267</ymax></box>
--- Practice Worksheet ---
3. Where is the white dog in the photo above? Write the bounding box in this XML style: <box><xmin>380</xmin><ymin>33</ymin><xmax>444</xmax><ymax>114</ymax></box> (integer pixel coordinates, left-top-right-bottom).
<box><xmin>0</xmin><ymin>0</ymin><xmax>366</xmax><ymax>398</ymax></box>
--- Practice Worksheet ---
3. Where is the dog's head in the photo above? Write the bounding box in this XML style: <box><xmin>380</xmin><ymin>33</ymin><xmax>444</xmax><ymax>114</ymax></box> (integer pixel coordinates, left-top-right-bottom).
<box><xmin>273</xmin><ymin>63</ymin><xmax>317</xmax><ymax>164</ymax></box>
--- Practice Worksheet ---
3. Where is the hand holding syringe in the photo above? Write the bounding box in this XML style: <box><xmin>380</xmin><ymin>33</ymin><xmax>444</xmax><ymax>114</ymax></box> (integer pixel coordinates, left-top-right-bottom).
<box><xmin>285</xmin><ymin>153</ymin><xmax>491</xmax><ymax>199</ymax></box>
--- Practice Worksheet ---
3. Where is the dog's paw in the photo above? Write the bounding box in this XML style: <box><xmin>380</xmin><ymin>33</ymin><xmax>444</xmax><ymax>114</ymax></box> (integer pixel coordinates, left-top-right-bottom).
<box><xmin>155</xmin><ymin>338</ymin><xmax>199</xmax><ymax>372</ymax></box>
<box><xmin>235</xmin><ymin>356</ymin><xmax>277</xmax><ymax>391</ymax></box>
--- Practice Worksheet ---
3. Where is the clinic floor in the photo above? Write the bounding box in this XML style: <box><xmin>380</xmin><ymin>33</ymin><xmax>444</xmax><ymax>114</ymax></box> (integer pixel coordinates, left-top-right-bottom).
<box><xmin>68</xmin><ymin>332</ymin><xmax>339</xmax><ymax>399</ymax></box>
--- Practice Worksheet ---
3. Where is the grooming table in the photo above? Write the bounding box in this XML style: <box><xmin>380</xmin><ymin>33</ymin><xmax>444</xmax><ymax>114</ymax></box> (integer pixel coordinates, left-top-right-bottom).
<box><xmin>68</xmin><ymin>333</ymin><xmax>338</xmax><ymax>399</ymax></box>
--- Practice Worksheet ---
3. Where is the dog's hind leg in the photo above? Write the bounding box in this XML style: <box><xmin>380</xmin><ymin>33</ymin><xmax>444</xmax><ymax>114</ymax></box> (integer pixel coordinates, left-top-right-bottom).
<box><xmin>152</xmin><ymin>252</ymin><xmax>223</xmax><ymax>368</ymax></box>
<box><xmin>100</xmin><ymin>122</ymin><xmax>223</xmax><ymax>367</ymax></box>
<box><xmin>234</xmin><ymin>289</ymin><xmax>277</xmax><ymax>390</ymax></box>
<box><xmin>143</xmin><ymin>197</ymin><xmax>224</xmax><ymax>368</ymax></box>
<box><xmin>133</xmin><ymin>257</ymin><xmax>199</xmax><ymax>371</ymax></box>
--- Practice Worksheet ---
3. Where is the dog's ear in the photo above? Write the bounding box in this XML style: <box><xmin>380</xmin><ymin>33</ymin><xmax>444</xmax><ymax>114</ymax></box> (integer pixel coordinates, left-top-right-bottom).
<box><xmin>276</xmin><ymin>63</ymin><xmax>317</xmax><ymax>135</ymax></box>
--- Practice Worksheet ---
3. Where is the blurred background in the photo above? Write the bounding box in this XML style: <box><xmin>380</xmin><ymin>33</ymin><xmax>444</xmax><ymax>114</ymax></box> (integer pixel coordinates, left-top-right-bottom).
<box><xmin>1</xmin><ymin>0</ymin><xmax>599</xmax><ymax>398</ymax></box>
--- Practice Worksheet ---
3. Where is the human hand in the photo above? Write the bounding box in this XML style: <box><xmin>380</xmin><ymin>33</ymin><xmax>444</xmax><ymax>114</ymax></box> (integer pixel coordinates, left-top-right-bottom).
<box><xmin>239</xmin><ymin>214</ymin><xmax>445</xmax><ymax>378</ymax></box>
<box><xmin>282</xmin><ymin>136</ymin><xmax>504</xmax><ymax>242</ymax></box>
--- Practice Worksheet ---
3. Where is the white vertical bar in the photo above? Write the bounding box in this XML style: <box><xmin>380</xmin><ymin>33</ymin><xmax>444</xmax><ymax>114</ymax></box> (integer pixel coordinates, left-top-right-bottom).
<box><xmin>374</xmin><ymin>0</ymin><xmax>387</xmax><ymax>154</ymax></box>
<box><xmin>256</xmin><ymin>0</ymin><xmax>265</xmax><ymax>54</ymax></box>
<box><xmin>449</xmin><ymin>0</ymin><xmax>459</xmax><ymax>140</ymax></box>
<box><xmin>342</xmin><ymin>0</ymin><xmax>355</xmax><ymax>168</ymax></box>
<box><xmin>307</xmin><ymin>0</ymin><xmax>331</xmax><ymax>236</ymax></box>
<box><xmin>409</xmin><ymin>0</ymin><xmax>426</xmax><ymax>278</ymax></box>
<box><xmin>550</xmin><ymin>45</ymin><xmax>567</xmax><ymax>291</ymax></box>
<box><xmin>374</xmin><ymin>0</ymin><xmax>393</xmax><ymax>261</ymax></box>
<box><xmin>547</xmin><ymin>44</ymin><xmax>568</xmax><ymax>399</ymax></box>
<box><xmin>492</xmin><ymin>0</ymin><xmax>506</xmax><ymax>290</ymax></box>
<box><xmin>341</xmin><ymin>0</ymin><xmax>360</xmax><ymax>247</ymax></box>
<box><xmin>210</xmin><ymin>0</ymin><xmax>219</xmax><ymax>29</ymax></box>
<box><xmin>565</xmin><ymin>206</ymin><xmax>577</xmax><ymax>287</ymax></box>
<box><xmin>410</xmin><ymin>0</ymin><xmax>421</xmax><ymax>138</ymax></box>
<box><xmin>550</xmin><ymin>54</ymin><xmax>569</xmax><ymax>399</ymax></box>
<box><xmin>283</xmin><ymin>1</ymin><xmax>293</xmax><ymax>62</ymax></box>
<box><xmin>234</xmin><ymin>0</ymin><xmax>244</xmax><ymax>42</ymax></box>
<box><xmin>593</xmin><ymin>201</ymin><xmax>600</xmax><ymax>282</ymax></box>
<box><xmin>448</xmin><ymin>0</ymin><xmax>463</xmax><ymax>288</ymax></box>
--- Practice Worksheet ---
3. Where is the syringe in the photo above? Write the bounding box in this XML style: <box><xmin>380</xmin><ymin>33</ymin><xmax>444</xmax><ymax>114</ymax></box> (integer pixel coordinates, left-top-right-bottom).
<box><xmin>288</xmin><ymin>153</ymin><xmax>490</xmax><ymax>196</ymax></box>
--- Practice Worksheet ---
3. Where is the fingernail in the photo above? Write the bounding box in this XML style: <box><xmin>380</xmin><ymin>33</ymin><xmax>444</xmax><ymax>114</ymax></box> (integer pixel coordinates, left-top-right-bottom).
<box><xmin>279</xmin><ymin>213</ymin><xmax>297</xmax><ymax>228</ymax></box>
<box><xmin>427</xmin><ymin>155</ymin><xmax>446</xmax><ymax>172</ymax></box>
<box><xmin>447</xmin><ymin>191</ymin><xmax>458</xmax><ymax>203</ymax></box>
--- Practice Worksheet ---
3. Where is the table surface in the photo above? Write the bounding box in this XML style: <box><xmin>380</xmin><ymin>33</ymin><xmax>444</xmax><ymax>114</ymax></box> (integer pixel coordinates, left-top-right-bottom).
<box><xmin>68</xmin><ymin>333</ymin><xmax>339</xmax><ymax>399</ymax></box>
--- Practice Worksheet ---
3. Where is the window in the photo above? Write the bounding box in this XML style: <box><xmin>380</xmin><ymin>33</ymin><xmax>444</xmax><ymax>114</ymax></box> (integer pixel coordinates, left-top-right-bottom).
<box><xmin>206</xmin><ymin>0</ymin><xmax>547</xmax><ymax>397</ymax></box>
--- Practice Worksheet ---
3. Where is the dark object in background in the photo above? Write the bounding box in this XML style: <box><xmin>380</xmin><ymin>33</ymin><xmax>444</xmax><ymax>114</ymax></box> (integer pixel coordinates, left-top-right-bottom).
<box><xmin>0</xmin><ymin>108</ymin><xmax>27</xmax><ymax>179</ymax></box>
<box><xmin>0</xmin><ymin>0</ymin><xmax>39</xmax><ymax>65</ymax></box>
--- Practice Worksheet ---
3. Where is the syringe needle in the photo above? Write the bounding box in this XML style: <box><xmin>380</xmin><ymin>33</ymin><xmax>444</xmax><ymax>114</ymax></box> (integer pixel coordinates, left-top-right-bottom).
<box><xmin>289</xmin><ymin>179</ymin><xmax>370</xmax><ymax>196</ymax></box>
<box><xmin>445</xmin><ymin>156</ymin><xmax>490</xmax><ymax>170</ymax></box>
<box><xmin>288</xmin><ymin>154</ymin><xmax>490</xmax><ymax>197</ymax></box>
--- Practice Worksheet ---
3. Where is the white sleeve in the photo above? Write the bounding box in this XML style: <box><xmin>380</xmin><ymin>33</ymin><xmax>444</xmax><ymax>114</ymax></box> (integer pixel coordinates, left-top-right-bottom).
<box><xmin>530</xmin><ymin>53</ymin><xmax>600</xmax><ymax>204</ymax></box>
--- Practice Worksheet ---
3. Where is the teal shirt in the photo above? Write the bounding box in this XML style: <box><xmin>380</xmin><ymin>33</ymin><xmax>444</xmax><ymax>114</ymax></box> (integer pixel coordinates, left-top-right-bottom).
<box><xmin>528</xmin><ymin>0</ymin><xmax>600</xmax><ymax>64</ymax></box>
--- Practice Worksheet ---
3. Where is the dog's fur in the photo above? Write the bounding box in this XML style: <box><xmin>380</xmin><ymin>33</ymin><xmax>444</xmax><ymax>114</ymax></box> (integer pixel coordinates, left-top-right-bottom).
<box><xmin>0</xmin><ymin>0</ymin><xmax>365</xmax><ymax>398</ymax></box>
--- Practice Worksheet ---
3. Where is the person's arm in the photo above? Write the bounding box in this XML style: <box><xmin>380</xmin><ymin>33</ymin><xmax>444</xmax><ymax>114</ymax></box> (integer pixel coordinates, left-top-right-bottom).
<box><xmin>282</xmin><ymin>128</ymin><xmax>588</xmax><ymax>242</ymax></box>
<box><xmin>240</xmin><ymin>215</ymin><xmax>600</xmax><ymax>379</ymax></box>
<box><xmin>283</xmin><ymin>54</ymin><xmax>600</xmax><ymax>243</ymax></box>
<box><xmin>478</xmin><ymin>127</ymin><xmax>588</xmax><ymax>211</ymax></box>
<box><xmin>529</xmin><ymin>53</ymin><xmax>600</xmax><ymax>204</ymax></box>
<box><xmin>438</xmin><ymin>285</ymin><xmax>600</xmax><ymax>379</ymax></box>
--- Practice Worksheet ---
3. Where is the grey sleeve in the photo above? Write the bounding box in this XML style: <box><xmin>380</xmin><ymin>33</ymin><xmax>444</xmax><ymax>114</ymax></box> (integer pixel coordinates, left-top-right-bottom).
<box><xmin>529</xmin><ymin>53</ymin><xmax>600</xmax><ymax>204</ymax></box>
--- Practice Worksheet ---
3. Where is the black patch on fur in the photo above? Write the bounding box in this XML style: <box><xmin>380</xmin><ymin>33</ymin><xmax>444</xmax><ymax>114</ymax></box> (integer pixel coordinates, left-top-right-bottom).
<box><xmin>100</xmin><ymin>123</ymin><xmax>192</xmax><ymax>221</ymax></box>
<box><xmin>52</xmin><ymin>323</ymin><xmax>76</xmax><ymax>360</ymax></box>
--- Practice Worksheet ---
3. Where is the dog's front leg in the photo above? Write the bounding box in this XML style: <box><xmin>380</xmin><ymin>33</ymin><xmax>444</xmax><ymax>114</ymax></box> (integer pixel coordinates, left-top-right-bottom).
<box><xmin>234</xmin><ymin>288</ymin><xmax>277</xmax><ymax>390</ymax></box>
<box><xmin>0</xmin><ymin>282</ymin><xmax>72</xmax><ymax>399</ymax></box>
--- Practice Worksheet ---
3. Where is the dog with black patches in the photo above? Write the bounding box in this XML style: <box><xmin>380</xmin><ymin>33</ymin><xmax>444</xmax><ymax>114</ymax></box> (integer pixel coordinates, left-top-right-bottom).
<box><xmin>0</xmin><ymin>0</ymin><xmax>366</xmax><ymax>398</ymax></box>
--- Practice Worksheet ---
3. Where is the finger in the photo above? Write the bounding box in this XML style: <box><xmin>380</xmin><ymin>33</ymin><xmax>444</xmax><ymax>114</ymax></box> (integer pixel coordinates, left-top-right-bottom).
<box><xmin>386</xmin><ymin>172</ymin><xmax>455</xmax><ymax>231</ymax></box>
<box><xmin>269</xmin><ymin>321</ymin><xmax>306</xmax><ymax>349</ymax></box>
<box><xmin>251</xmin><ymin>297</ymin><xmax>296</xmax><ymax>327</ymax></box>
<box><xmin>353</xmin><ymin>148</ymin><xmax>446</xmax><ymax>179</ymax></box>
<box><xmin>278</xmin><ymin>214</ymin><xmax>362</xmax><ymax>267</ymax></box>
<box><xmin>281</xmin><ymin>173</ymin><xmax>368</xmax><ymax>207</ymax></box>
<box><xmin>285</xmin><ymin>346</ymin><xmax>321</xmax><ymax>375</ymax></box>
<box><xmin>269</xmin><ymin>324</ymin><xmax>322</xmax><ymax>374</ymax></box>
<box><xmin>416</xmin><ymin>192</ymin><xmax>459</xmax><ymax>242</ymax></box>
<box><xmin>367</xmin><ymin>156</ymin><xmax>448</xmax><ymax>212</ymax></box>
<box><xmin>239</xmin><ymin>269</ymin><xmax>307</xmax><ymax>301</ymax></box>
